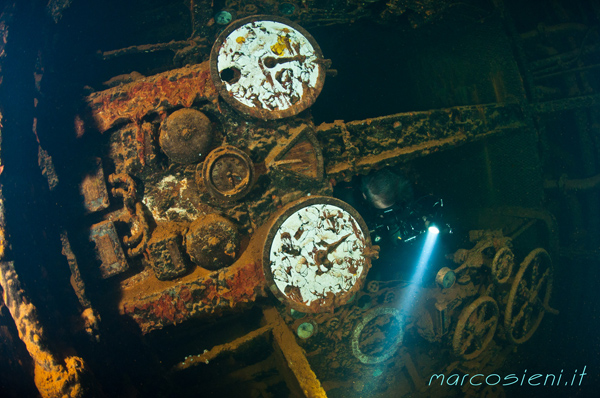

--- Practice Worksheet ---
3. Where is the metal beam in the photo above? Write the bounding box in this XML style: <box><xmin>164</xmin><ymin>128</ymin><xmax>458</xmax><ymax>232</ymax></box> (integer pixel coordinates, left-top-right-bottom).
<box><xmin>316</xmin><ymin>102</ymin><xmax>529</xmax><ymax>180</ymax></box>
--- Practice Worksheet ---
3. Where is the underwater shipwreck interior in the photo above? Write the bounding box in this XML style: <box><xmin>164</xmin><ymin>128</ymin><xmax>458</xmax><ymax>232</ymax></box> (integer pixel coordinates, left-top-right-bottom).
<box><xmin>2</xmin><ymin>0</ymin><xmax>600</xmax><ymax>397</ymax></box>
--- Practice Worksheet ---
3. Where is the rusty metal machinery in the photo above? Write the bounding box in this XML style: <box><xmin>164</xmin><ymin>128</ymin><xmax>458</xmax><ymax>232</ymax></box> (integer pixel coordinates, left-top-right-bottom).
<box><xmin>202</xmin><ymin>145</ymin><xmax>256</xmax><ymax>202</ymax></box>
<box><xmin>159</xmin><ymin>108</ymin><xmax>214</xmax><ymax>164</ymax></box>
<box><xmin>270</xmin><ymin>230</ymin><xmax>558</xmax><ymax>397</ymax></box>
<box><xmin>61</xmin><ymin>15</ymin><xmax>557</xmax><ymax>396</ymax></box>
<box><xmin>0</xmin><ymin>4</ymin><xmax>581</xmax><ymax>398</ymax></box>
<box><xmin>210</xmin><ymin>15</ymin><xmax>328</xmax><ymax>120</ymax></box>
<box><xmin>262</xmin><ymin>196</ymin><xmax>375</xmax><ymax>313</ymax></box>
<box><xmin>69</xmin><ymin>16</ymin><xmax>346</xmax><ymax>335</ymax></box>
<box><xmin>503</xmin><ymin>248</ymin><xmax>555</xmax><ymax>344</ymax></box>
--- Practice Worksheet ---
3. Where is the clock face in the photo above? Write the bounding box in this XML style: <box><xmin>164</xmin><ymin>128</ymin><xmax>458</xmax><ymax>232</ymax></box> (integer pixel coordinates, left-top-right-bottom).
<box><xmin>210</xmin><ymin>16</ymin><xmax>326</xmax><ymax>120</ymax></box>
<box><xmin>263</xmin><ymin>197</ymin><xmax>372</xmax><ymax>313</ymax></box>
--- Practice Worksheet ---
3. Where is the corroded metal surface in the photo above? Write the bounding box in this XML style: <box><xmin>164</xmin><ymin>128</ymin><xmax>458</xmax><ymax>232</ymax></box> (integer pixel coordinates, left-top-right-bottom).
<box><xmin>78</xmin><ymin>58</ymin><xmax>531</xmax><ymax>337</ymax></box>
<box><xmin>2</xmin><ymin>1</ymin><xmax>585</xmax><ymax>396</ymax></box>
<box><xmin>263</xmin><ymin>306</ymin><xmax>328</xmax><ymax>398</ymax></box>
<box><xmin>119</xmin><ymin>221</ymin><xmax>270</xmax><ymax>333</ymax></box>
<box><xmin>262</xmin><ymin>196</ymin><xmax>376</xmax><ymax>313</ymax></box>
<box><xmin>316</xmin><ymin>103</ymin><xmax>528</xmax><ymax>180</ymax></box>
<box><xmin>504</xmin><ymin>248</ymin><xmax>555</xmax><ymax>344</ymax></box>
<box><xmin>185</xmin><ymin>213</ymin><xmax>239</xmax><ymax>270</ymax></box>
<box><xmin>107</xmin><ymin>174</ymin><xmax>151</xmax><ymax>258</ymax></box>
<box><xmin>491</xmin><ymin>246</ymin><xmax>515</xmax><ymax>284</ymax></box>
<box><xmin>147</xmin><ymin>223</ymin><xmax>189</xmax><ymax>281</ymax></box>
<box><xmin>89</xmin><ymin>220</ymin><xmax>129</xmax><ymax>278</ymax></box>
<box><xmin>265</xmin><ymin>124</ymin><xmax>324</xmax><ymax>185</ymax></box>
<box><xmin>452</xmin><ymin>296</ymin><xmax>499</xmax><ymax>360</ymax></box>
<box><xmin>79</xmin><ymin>157</ymin><xmax>109</xmax><ymax>213</ymax></box>
<box><xmin>57</xmin><ymin>10</ymin><xmax>558</xmax><ymax>396</ymax></box>
<box><xmin>159</xmin><ymin>108</ymin><xmax>213</xmax><ymax>164</ymax></box>
<box><xmin>351</xmin><ymin>306</ymin><xmax>405</xmax><ymax>364</ymax></box>
<box><xmin>86</xmin><ymin>63</ymin><xmax>218</xmax><ymax>170</ymax></box>
<box><xmin>86</xmin><ymin>62</ymin><xmax>218</xmax><ymax>133</ymax></box>
<box><xmin>0</xmin><ymin>261</ymin><xmax>87</xmax><ymax>398</ymax></box>
<box><xmin>60</xmin><ymin>231</ymin><xmax>91</xmax><ymax>308</ymax></box>
<box><xmin>202</xmin><ymin>145</ymin><xmax>255</xmax><ymax>202</ymax></box>
<box><xmin>270</xmin><ymin>229</ymin><xmax>557</xmax><ymax>396</ymax></box>
<box><xmin>210</xmin><ymin>15</ymin><xmax>326</xmax><ymax>120</ymax></box>
<box><xmin>172</xmin><ymin>323</ymin><xmax>274</xmax><ymax>372</ymax></box>
<box><xmin>172</xmin><ymin>306</ymin><xmax>327</xmax><ymax>397</ymax></box>
<box><xmin>120</xmin><ymin>259</ymin><xmax>267</xmax><ymax>334</ymax></box>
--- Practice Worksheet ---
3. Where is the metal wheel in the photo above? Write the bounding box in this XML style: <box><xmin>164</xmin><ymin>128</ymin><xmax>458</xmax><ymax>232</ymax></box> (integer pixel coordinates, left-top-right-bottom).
<box><xmin>504</xmin><ymin>248</ymin><xmax>553</xmax><ymax>344</ymax></box>
<box><xmin>351</xmin><ymin>307</ymin><xmax>405</xmax><ymax>364</ymax></box>
<box><xmin>491</xmin><ymin>246</ymin><xmax>514</xmax><ymax>284</ymax></box>
<box><xmin>366</xmin><ymin>280</ymin><xmax>379</xmax><ymax>293</ymax></box>
<box><xmin>453</xmin><ymin>296</ymin><xmax>499</xmax><ymax>360</ymax></box>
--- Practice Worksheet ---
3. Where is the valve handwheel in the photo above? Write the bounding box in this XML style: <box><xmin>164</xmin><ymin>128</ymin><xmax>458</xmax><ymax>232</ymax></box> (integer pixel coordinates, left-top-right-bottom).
<box><xmin>491</xmin><ymin>246</ymin><xmax>514</xmax><ymax>284</ymax></box>
<box><xmin>351</xmin><ymin>307</ymin><xmax>405</xmax><ymax>364</ymax></box>
<box><xmin>504</xmin><ymin>248</ymin><xmax>555</xmax><ymax>344</ymax></box>
<box><xmin>453</xmin><ymin>296</ymin><xmax>499</xmax><ymax>360</ymax></box>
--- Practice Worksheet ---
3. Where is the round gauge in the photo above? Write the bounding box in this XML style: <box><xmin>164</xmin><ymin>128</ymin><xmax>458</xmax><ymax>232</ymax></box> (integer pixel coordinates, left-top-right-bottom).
<box><xmin>263</xmin><ymin>196</ymin><xmax>373</xmax><ymax>313</ymax></box>
<box><xmin>210</xmin><ymin>15</ymin><xmax>326</xmax><ymax>120</ymax></box>
<box><xmin>435</xmin><ymin>267</ymin><xmax>456</xmax><ymax>289</ymax></box>
<box><xmin>202</xmin><ymin>146</ymin><xmax>254</xmax><ymax>201</ymax></box>
<box><xmin>296</xmin><ymin>322</ymin><xmax>316</xmax><ymax>339</ymax></box>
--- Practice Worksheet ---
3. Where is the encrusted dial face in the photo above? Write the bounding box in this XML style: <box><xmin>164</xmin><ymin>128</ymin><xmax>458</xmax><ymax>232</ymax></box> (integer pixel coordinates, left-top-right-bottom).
<box><xmin>264</xmin><ymin>197</ymin><xmax>372</xmax><ymax>313</ymax></box>
<box><xmin>202</xmin><ymin>146</ymin><xmax>254</xmax><ymax>202</ymax></box>
<box><xmin>210</xmin><ymin>16</ymin><xmax>326</xmax><ymax>120</ymax></box>
<box><xmin>210</xmin><ymin>155</ymin><xmax>248</xmax><ymax>192</ymax></box>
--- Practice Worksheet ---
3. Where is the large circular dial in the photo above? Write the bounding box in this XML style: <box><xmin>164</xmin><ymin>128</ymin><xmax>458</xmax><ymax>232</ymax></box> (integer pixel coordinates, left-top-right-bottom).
<box><xmin>263</xmin><ymin>196</ymin><xmax>373</xmax><ymax>313</ymax></box>
<box><xmin>210</xmin><ymin>15</ymin><xmax>326</xmax><ymax>120</ymax></box>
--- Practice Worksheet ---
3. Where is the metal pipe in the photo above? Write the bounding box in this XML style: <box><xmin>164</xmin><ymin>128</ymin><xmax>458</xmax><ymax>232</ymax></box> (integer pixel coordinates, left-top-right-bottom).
<box><xmin>0</xmin><ymin>261</ymin><xmax>87</xmax><ymax>398</ymax></box>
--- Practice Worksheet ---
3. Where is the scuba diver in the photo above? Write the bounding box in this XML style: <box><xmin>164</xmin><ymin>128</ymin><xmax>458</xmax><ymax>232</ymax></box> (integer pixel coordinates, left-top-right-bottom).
<box><xmin>335</xmin><ymin>168</ymin><xmax>451</xmax><ymax>281</ymax></box>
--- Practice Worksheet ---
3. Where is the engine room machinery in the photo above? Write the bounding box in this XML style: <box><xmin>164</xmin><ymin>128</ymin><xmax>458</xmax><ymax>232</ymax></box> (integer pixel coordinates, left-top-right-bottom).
<box><xmin>2</xmin><ymin>1</ymin><xmax>599</xmax><ymax>397</ymax></box>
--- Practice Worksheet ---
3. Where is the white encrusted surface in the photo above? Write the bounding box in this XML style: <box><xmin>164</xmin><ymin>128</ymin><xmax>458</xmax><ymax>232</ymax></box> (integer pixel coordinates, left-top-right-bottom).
<box><xmin>269</xmin><ymin>204</ymin><xmax>366</xmax><ymax>306</ymax></box>
<box><xmin>217</xmin><ymin>20</ymin><xmax>319</xmax><ymax>112</ymax></box>
<box><xmin>142</xmin><ymin>176</ymin><xmax>197</xmax><ymax>222</ymax></box>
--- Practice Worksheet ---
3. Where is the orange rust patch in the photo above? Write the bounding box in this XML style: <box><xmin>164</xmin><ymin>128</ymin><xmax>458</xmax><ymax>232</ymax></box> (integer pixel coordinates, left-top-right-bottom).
<box><xmin>153</xmin><ymin>294</ymin><xmax>177</xmax><ymax>322</ymax></box>
<box><xmin>87</xmin><ymin>63</ymin><xmax>218</xmax><ymax>133</ymax></box>
<box><xmin>118</xmin><ymin>221</ymin><xmax>269</xmax><ymax>333</ymax></box>
<box><xmin>223</xmin><ymin>261</ymin><xmax>265</xmax><ymax>302</ymax></box>
<box><xmin>179</xmin><ymin>286</ymin><xmax>192</xmax><ymax>302</ymax></box>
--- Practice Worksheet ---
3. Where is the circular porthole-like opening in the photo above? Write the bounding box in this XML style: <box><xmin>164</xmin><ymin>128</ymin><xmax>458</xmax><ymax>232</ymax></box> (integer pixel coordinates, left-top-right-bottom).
<box><xmin>220</xmin><ymin>67</ymin><xmax>241</xmax><ymax>84</ymax></box>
